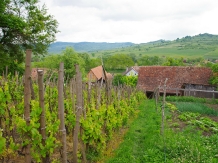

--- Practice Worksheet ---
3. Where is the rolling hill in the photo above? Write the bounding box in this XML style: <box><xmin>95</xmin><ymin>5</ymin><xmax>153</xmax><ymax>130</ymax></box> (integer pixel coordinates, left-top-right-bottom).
<box><xmin>48</xmin><ymin>33</ymin><xmax>218</xmax><ymax>60</ymax></box>
<box><xmin>93</xmin><ymin>33</ymin><xmax>218</xmax><ymax>60</ymax></box>
<box><xmin>48</xmin><ymin>42</ymin><xmax>134</xmax><ymax>54</ymax></box>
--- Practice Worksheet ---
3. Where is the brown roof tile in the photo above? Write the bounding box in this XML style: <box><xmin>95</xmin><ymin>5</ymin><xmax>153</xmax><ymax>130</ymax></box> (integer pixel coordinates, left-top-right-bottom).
<box><xmin>90</xmin><ymin>65</ymin><xmax>112</xmax><ymax>80</ymax></box>
<box><xmin>137</xmin><ymin>66</ymin><xmax>213</xmax><ymax>93</ymax></box>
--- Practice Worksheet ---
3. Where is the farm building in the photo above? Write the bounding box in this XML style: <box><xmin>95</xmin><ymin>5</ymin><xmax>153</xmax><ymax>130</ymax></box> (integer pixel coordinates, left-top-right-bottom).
<box><xmin>87</xmin><ymin>65</ymin><xmax>113</xmax><ymax>82</ymax></box>
<box><xmin>137</xmin><ymin>66</ymin><xmax>217</xmax><ymax>98</ymax></box>
<box><xmin>123</xmin><ymin>66</ymin><xmax>140</xmax><ymax>76</ymax></box>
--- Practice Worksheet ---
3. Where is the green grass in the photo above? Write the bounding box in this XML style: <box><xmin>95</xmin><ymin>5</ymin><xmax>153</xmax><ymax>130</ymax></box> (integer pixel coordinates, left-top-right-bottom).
<box><xmin>174</xmin><ymin>102</ymin><xmax>218</xmax><ymax>116</ymax></box>
<box><xmin>106</xmin><ymin>100</ymin><xmax>162</xmax><ymax>163</ymax></box>
<box><xmin>104</xmin><ymin>99</ymin><xmax>218</xmax><ymax>163</ymax></box>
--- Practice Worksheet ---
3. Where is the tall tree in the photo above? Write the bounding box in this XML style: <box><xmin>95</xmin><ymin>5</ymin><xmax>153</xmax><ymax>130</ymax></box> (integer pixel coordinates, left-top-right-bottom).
<box><xmin>105</xmin><ymin>54</ymin><xmax>134</xmax><ymax>70</ymax></box>
<box><xmin>61</xmin><ymin>47</ymin><xmax>85</xmax><ymax>78</ymax></box>
<box><xmin>33</xmin><ymin>47</ymin><xmax>86</xmax><ymax>78</ymax></box>
<box><xmin>162</xmin><ymin>57</ymin><xmax>185</xmax><ymax>66</ymax></box>
<box><xmin>0</xmin><ymin>0</ymin><xmax>58</xmax><ymax>74</ymax></box>
<box><xmin>209</xmin><ymin>63</ymin><xmax>218</xmax><ymax>88</ymax></box>
<box><xmin>137</xmin><ymin>55</ymin><xmax>162</xmax><ymax>66</ymax></box>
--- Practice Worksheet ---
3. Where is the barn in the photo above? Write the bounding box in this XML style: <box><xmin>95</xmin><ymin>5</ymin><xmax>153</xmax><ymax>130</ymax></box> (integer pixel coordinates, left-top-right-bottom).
<box><xmin>137</xmin><ymin>66</ymin><xmax>217</xmax><ymax>98</ymax></box>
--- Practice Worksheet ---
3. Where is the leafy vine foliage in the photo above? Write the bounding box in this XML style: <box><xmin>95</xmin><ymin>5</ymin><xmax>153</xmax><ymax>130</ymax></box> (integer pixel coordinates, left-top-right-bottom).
<box><xmin>0</xmin><ymin>74</ymin><xmax>146</xmax><ymax>162</ymax></box>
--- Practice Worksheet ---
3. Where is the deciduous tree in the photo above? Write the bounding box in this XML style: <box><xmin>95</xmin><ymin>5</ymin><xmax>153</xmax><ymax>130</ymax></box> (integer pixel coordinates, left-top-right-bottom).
<box><xmin>105</xmin><ymin>54</ymin><xmax>134</xmax><ymax>70</ymax></box>
<box><xmin>209</xmin><ymin>63</ymin><xmax>218</xmax><ymax>88</ymax></box>
<box><xmin>0</xmin><ymin>0</ymin><xmax>58</xmax><ymax>74</ymax></box>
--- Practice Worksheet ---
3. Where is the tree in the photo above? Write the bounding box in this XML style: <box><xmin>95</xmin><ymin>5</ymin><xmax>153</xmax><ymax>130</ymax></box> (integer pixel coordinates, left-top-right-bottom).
<box><xmin>105</xmin><ymin>54</ymin><xmax>134</xmax><ymax>70</ymax></box>
<box><xmin>112</xmin><ymin>74</ymin><xmax>138</xmax><ymax>87</ymax></box>
<box><xmin>209</xmin><ymin>63</ymin><xmax>218</xmax><ymax>88</ymax></box>
<box><xmin>34</xmin><ymin>54</ymin><xmax>61</xmax><ymax>69</ymax></box>
<box><xmin>0</xmin><ymin>0</ymin><xmax>58</xmax><ymax>74</ymax></box>
<box><xmin>34</xmin><ymin>47</ymin><xmax>86</xmax><ymax>79</ymax></box>
<box><xmin>61</xmin><ymin>48</ymin><xmax>85</xmax><ymax>78</ymax></box>
<box><xmin>162</xmin><ymin>57</ymin><xmax>185</xmax><ymax>66</ymax></box>
<box><xmin>112</xmin><ymin>74</ymin><xmax>124</xmax><ymax>86</ymax></box>
<box><xmin>121</xmin><ymin>75</ymin><xmax>138</xmax><ymax>87</ymax></box>
<box><xmin>138</xmin><ymin>55</ymin><xmax>163</xmax><ymax>66</ymax></box>
<box><xmin>85</xmin><ymin>58</ymin><xmax>101</xmax><ymax>71</ymax></box>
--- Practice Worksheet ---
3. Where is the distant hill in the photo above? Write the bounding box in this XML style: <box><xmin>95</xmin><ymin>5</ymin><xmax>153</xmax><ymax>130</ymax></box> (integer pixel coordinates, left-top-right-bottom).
<box><xmin>48</xmin><ymin>42</ymin><xmax>135</xmax><ymax>54</ymax></box>
<box><xmin>93</xmin><ymin>33</ymin><xmax>218</xmax><ymax>60</ymax></box>
<box><xmin>48</xmin><ymin>33</ymin><xmax>218</xmax><ymax>60</ymax></box>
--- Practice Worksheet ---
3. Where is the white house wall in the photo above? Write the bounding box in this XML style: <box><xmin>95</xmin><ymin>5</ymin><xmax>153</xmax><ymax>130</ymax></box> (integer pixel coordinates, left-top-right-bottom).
<box><xmin>126</xmin><ymin>69</ymin><xmax>138</xmax><ymax>76</ymax></box>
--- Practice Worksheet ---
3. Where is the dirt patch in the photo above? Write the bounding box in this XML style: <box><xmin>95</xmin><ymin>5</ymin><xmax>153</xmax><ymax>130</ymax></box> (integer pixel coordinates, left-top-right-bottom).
<box><xmin>206</xmin><ymin>104</ymin><xmax>218</xmax><ymax>111</ymax></box>
<box><xmin>168</xmin><ymin>111</ymin><xmax>187</xmax><ymax>132</ymax></box>
<box><xmin>210</xmin><ymin>116</ymin><xmax>218</xmax><ymax>122</ymax></box>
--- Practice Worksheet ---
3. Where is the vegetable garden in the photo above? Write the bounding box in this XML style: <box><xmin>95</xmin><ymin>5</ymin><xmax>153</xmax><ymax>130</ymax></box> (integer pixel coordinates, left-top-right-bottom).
<box><xmin>104</xmin><ymin>97</ymin><xmax>218</xmax><ymax>163</ymax></box>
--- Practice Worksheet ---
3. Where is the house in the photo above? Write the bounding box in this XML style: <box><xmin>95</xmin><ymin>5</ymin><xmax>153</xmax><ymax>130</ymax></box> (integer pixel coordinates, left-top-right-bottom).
<box><xmin>123</xmin><ymin>66</ymin><xmax>140</xmax><ymax>76</ymax></box>
<box><xmin>137</xmin><ymin>66</ymin><xmax>216</xmax><ymax>97</ymax></box>
<box><xmin>87</xmin><ymin>65</ymin><xmax>112</xmax><ymax>82</ymax></box>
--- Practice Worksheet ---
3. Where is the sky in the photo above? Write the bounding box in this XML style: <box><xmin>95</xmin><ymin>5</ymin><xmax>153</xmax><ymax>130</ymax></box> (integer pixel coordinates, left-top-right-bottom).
<box><xmin>39</xmin><ymin>0</ymin><xmax>218</xmax><ymax>43</ymax></box>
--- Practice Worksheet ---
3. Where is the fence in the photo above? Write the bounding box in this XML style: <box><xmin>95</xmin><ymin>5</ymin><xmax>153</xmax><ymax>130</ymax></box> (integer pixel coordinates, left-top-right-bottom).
<box><xmin>158</xmin><ymin>87</ymin><xmax>218</xmax><ymax>99</ymax></box>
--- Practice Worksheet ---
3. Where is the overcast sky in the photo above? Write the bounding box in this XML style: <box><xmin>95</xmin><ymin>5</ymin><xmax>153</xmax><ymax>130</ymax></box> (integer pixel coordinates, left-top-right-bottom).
<box><xmin>39</xmin><ymin>0</ymin><xmax>218</xmax><ymax>43</ymax></box>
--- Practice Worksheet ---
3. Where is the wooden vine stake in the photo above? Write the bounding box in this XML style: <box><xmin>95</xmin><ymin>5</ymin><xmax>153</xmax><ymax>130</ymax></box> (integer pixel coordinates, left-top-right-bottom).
<box><xmin>154</xmin><ymin>87</ymin><xmax>159</xmax><ymax>111</ymax></box>
<box><xmin>5</xmin><ymin>66</ymin><xmax>8</xmax><ymax>80</ymax></box>
<box><xmin>161</xmin><ymin>78</ymin><xmax>168</xmax><ymax>135</ymax></box>
<box><xmin>58</xmin><ymin>62</ymin><xmax>67</xmax><ymax>163</ymax></box>
<box><xmin>73</xmin><ymin>64</ymin><xmax>83</xmax><ymax>163</ymax></box>
<box><xmin>24</xmin><ymin>49</ymin><xmax>32</xmax><ymax>163</ymax></box>
<box><xmin>37</xmin><ymin>70</ymin><xmax>49</xmax><ymax>162</ymax></box>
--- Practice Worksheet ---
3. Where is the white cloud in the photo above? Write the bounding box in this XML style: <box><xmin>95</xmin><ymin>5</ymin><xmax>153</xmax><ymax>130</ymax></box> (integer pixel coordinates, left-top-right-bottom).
<box><xmin>39</xmin><ymin>0</ymin><xmax>218</xmax><ymax>43</ymax></box>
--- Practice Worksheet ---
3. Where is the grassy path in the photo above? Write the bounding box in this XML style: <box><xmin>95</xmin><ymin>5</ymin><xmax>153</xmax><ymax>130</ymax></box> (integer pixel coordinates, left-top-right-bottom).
<box><xmin>105</xmin><ymin>100</ymin><xmax>162</xmax><ymax>163</ymax></box>
<box><xmin>104</xmin><ymin>100</ymin><xmax>218</xmax><ymax>163</ymax></box>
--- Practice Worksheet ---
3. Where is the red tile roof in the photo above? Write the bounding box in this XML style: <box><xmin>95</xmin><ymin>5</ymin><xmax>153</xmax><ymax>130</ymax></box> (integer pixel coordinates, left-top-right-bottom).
<box><xmin>89</xmin><ymin>65</ymin><xmax>112</xmax><ymax>81</ymax></box>
<box><xmin>137</xmin><ymin>66</ymin><xmax>213</xmax><ymax>93</ymax></box>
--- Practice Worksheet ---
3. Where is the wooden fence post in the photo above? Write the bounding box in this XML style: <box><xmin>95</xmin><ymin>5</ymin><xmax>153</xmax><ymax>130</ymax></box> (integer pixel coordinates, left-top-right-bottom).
<box><xmin>24</xmin><ymin>49</ymin><xmax>32</xmax><ymax>163</ymax></box>
<box><xmin>73</xmin><ymin>64</ymin><xmax>83</xmax><ymax>163</ymax></box>
<box><xmin>161</xmin><ymin>78</ymin><xmax>168</xmax><ymax>135</ymax></box>
<box><xmin>5</xmin><ymin>66</ymin><xmax>8</xmax><ymax>80</ymax></box>
<box><xmin>30</xmin><ymin>79</ymin><xmax>35</xmax><ymax>100</ymax></box>
<box><xmin>58</xmin><ymin>62</ymin><xmax>67</xmax><ymax>163</ymax></box>
<box><xmin>96</xmin><ymin>83</ymin><xmax>101</xmax><ymax>110</ymax></box>
<box><xmin>37</xmin><ymin>70</ymin><xmax>49</xmax><ymax>162</ymax></box>
<box><xmin>70</xmin><ymin>78</ymin><xmax>76</xmax><ymax>113</ymax></box>
<box><xmin>155</xmin><ymin>87</ymin><xmax>159</xmax><ymax>111</ymax></box>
